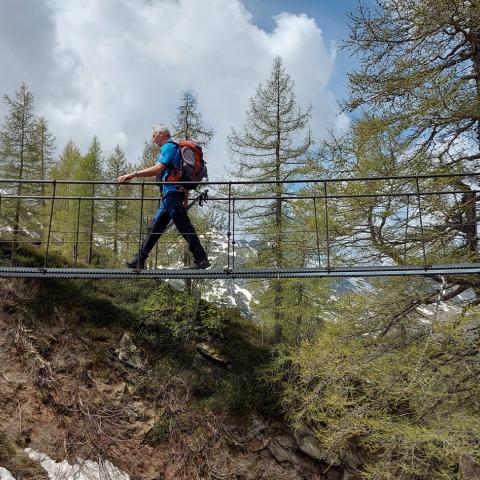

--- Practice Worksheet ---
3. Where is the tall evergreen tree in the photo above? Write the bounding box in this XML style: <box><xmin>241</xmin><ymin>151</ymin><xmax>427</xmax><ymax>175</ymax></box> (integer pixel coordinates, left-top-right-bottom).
<box><xmin>172</xmin><ymin>90</ymin><xmax>214</xmax><ymax>290</ymax></box>
<box><xmin>76</xmin><ymin>137</ymin><xmax>104</xmax><ymax>264</ymax></box>
<box><xmin>104</xmin><ymin>145</ymin><xmax>132</xmax><ymax>266</ymax></box>
<box><xmin>0</xmin><ymin>83</ymin><xmax>36</xmax><ymax>260</ymax></box>
<box><xmin>29</xmin><ymin>116</ymin><xmax>56</xmax><ymax>243</ymax></box>
<box><xmin>228</xmin><ymin>56</ymin><xmax>312</xmax><ymax>341</ymax></box>
<box><xmin>50</xmin><ymin>141</ymin><xmax>83</xmax><ymax>261</ymax></box>
<box><xmin>344</xmin><ymin>0</ymin><xmax>479</xmax><ymax>258</ymax></box>
<box><xmin>172</xmin><ymin>90</ymin><xmax>214</xmax><ymax>146</ymax></box>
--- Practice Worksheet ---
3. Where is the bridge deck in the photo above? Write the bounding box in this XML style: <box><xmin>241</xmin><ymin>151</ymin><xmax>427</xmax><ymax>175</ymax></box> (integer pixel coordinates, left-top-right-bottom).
<box><xmin>0</xmin><ymin>264</ymin><xmax>478</xmax><ymax>279</ymax></box>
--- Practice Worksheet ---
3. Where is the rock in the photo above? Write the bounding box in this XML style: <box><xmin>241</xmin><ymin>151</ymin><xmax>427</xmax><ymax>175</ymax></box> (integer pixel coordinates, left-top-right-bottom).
<box><xmin>268</xmin><ymin>435</ymin><xmax>298</xmax><ymax>464</ymax></box>
<box><xmin>115</xmin><ymin>333</ymin><xmax>144</xmax><ymax>369</ymax></box>
<box><xmin>268</xmin><ymin>434</ymin><xmax>322</xmax><ymax>475</ymax></box>
<box><xmin>245</xmin><ymin>414</ymin><xmax>267</xmax><ymax>441</ymax></box>
<box><xmin>197</xmin><ymin>342</ymin><xmax>229</xmax><ymax>365</ymax></box>
<box><xmin>294</xmin><ymin>425</ymin><xmax>340</xmax><ymax>466</ymax></box>
<box><xmin>460</xmin><ymin>455</ymin><xmax>480</xmax><ymax>480</ymax></box>
<box><xmin>247</xmin><ymin>436</ymin><xmax>271</xmax><ymax>452</ymax></box>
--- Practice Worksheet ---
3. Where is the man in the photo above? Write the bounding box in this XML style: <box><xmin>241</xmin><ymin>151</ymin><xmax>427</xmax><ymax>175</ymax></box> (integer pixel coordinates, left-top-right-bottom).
<box><xmin>118</xmin><ymin>125</ymin><xmax>210</xmax><ymax>270</ymax></box>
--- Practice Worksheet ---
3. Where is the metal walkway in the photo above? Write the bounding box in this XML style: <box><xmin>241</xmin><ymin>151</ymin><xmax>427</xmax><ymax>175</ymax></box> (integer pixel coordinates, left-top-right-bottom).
<box><xmin>1</xmin><ymin>172</ymin><xmax>479</xmax><ymax>279</ymax></box>
<box><xmin>0</xmin><ymin>264</ymin><xmax>478</xmax><ymax>279</ymax></box>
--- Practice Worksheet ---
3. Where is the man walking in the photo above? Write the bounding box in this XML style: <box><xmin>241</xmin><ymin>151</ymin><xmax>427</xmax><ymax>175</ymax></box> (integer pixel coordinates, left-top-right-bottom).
<box><xmin>118</xmin><ymin>125</ymin><xmax>210</xmax><ymax>270</ymax></box>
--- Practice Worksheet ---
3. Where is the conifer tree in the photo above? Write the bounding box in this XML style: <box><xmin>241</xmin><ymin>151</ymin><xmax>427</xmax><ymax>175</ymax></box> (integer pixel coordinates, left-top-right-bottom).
<box><xmin>310</xmin><ymin>0</ymin><xmax>480</xmax><ymax>295</ymax></box>
<box><xmin>228</xmin><ymin>56</ymin><xmax>312</xmax><ymax>341</ymax></box>
<box><xmin>76</xmin><ymin>137</ymin><xmax>104</xmax><ymax>264</ymax></box>
<box><xmin>50</xmin><ymin>141</ymin><xmax>83</xmax><ymax>260</ymax></box>
<box><xmin>345</xmin><ymin>0</ymin><xmax>480</xmax><ymax>167</ymax></box>
<box><xmin>172</xmin><ymin>90</ymin><xmax>214</xmax><ymax>145</ymax></box>
<box><xmin>104</xmin><ymin>145</ymin><xmax>132</xmax><ymax>266</ymax></box>
<box><xmin>29</xmin><ymin>116</ymin><xmax>56</xmax><ymax>243</ymax></box>
<box><xmin>0</xmin><ymin>83</ymin><xmax>36</xmax><ymax>260</ymax></box>
<box><xmin>172</xmin><ymin>91</ymin><xmax>214</xmax><ymax>289</ymax></box>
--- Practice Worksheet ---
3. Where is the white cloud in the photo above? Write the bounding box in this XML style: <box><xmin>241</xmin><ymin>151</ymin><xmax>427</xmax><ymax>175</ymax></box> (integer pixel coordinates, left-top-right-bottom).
<box><xmin>0</xmin><ymin>0</ymin><xmax>347</xmax><ymax>178</ymax></box>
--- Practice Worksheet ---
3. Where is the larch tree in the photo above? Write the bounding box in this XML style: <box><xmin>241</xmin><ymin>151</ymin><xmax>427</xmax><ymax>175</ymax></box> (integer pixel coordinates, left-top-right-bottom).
<box><xmin>0</xmin><ymin>83</ymin><xmax>36</xmax><ymax>260</ymax></box>
<box><xmin>172</xmin><ymin>90</ymin><xmax>214</xmax><ymax>145</ymax></box>
<box><xmin>50</xmin><ymin>141</ymin><xmax>83</xmax><ymax>261</ymax></box>
<box><xmin>172</xmin><ymin>90</ymin><xmax>214</xmax><ymax>291</ymax></box>
<box><xmin>311</xmin><ymin>0</ymin><xmax>480</xmax><ymax>296</ymax></box>
<box><xmin>104</xmin><ymin>145</ymin><xmax>132</xmax><ymax>266</ymax></box>
<box><xmin>345</xmin><ymin>0</ymin><xmax>480</xmax><ymax>167</ymax></box>
<box><xmin>76</xmin><ymin>137</ymin><xmax>104</xmax><ymax>264</ymax></box>
<box><xmin>269</xmin><ymin>2</ymin><xmax>480</xmax><ymax>475</ymax></box>
<box><xmin>228</xmin><ymin>56</ymin><xmax>312</xmax><ymax>342</ymax></box>
<box><xmin>29</xmin><ymin>116</ymin><xmax>56</xmax><ymax>243</ymax></box>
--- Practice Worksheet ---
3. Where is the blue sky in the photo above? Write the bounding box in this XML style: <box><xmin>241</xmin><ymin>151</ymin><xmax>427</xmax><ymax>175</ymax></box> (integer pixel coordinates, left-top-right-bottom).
<box><xmin>243</xmin><ymin>0</ymin><xmax>361</xmax><ymax>99</ymax></box>
<box><xmin>0</xmin><ymin>0</ymin><xmax>366</xmax><ymax>177</ymax></box>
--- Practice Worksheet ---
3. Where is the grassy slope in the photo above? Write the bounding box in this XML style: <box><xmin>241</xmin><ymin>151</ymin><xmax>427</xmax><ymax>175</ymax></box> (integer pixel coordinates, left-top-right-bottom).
<box><xmin>0</xmin><ymin>244</ymin><xmax>312</xmax><ymax>480</ymax></box>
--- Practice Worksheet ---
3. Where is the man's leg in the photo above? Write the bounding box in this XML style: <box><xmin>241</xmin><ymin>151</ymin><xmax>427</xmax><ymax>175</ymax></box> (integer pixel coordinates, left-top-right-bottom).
<box><xmin>127</xmin><ymin>202</ymin><xmax>171</xmax><ymax>268</ymax></box>
<box><xmin>168</xmin><ymin>193</ymin><xmax>208</xmax><ymax>266</ymax></box>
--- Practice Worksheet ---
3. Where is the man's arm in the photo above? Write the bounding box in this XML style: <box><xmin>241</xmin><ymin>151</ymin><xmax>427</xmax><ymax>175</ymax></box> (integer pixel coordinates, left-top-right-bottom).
<box><xmin>117</xmin><ymin>163</ymin><xmax>167</xmax><ymax>183</ymax></box>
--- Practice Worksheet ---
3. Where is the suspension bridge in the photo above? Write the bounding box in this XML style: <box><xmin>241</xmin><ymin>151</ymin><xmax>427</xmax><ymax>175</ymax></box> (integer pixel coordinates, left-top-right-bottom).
<box><xmin>0</xmin><ymin>173</ymin><xmax>478</xmax><ymax>279</ymax></box>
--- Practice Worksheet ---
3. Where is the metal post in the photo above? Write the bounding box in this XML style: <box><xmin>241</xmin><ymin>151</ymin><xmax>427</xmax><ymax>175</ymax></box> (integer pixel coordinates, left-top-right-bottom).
<box><xmin>44</xmin><ymin>180</ymin><xmax>57</xmax><ymax>268</ymax></box>
<box><xmin>403</xmin><ymin>194</ymin><xmax>410</xmax><ymax>264</ymax></box>
<box><xmin>74</xmin><ymin>197</ymin><xmax>81</xmax><ymax>267</ymax></box>
<box><xmin>313</xmin><ymin>196</ymin><xmax>321</xmax><ymax>267</ymax></box>
<box><xmin>226</xmin><ymin>182</ymin><xmax>232</xmax><ymax>272</ymax></box>
<box><xmin>137</xmin><ymin>182</ymin><xmax>145</xmax><ymax>266</ymax></box>
<box><xmin>324</xmin><ymin>181</ymin><xmax>331</xmax><ymax>271</ymax></box>
<box><xmin>475</xmin><ymin>191</ymin><xmax>479</xmax><ymax>263</ymax></box>
<box><xmin>232</xmin><ymin>198</ymin><xmax>236</xmax><ymax>270</ymax></box>
<box><xmin>415</xmin><ymin>177</ymin><xmax>427</xmax><ymax>268</ymax></box>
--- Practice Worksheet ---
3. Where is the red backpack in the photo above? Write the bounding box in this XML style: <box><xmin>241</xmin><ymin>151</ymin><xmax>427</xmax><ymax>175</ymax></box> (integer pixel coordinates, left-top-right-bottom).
<box><xmin>176</xmin><ymin>140</ymin><xmax>208</xmax><ymax>190</ymax></box>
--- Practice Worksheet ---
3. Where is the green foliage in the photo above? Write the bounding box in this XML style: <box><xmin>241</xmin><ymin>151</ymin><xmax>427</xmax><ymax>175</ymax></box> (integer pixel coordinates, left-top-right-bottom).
<box><xmin>345</xmin><ymin>0</ymin><xmax>480</xmax><ymax>168</ymax></box>
<box><xmin>137</xmin><ymin>282</ymin><xmax>235</xmax><ymax>343</ymax></box>
<box><xmin>228</xmin><ymin>56</ymin><xmax>313</xmax><ymax>342</ymax></box>
<box><xmin>268</xmin><ymin>277</ymin><xmax>480</xmax><ymax>478</ymax></box>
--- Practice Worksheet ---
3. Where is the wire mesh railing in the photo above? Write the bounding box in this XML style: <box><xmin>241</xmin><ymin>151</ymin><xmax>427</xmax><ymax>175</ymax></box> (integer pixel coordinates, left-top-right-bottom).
<box><xmin>0</xmin><ymin>172</ymin><xmax>479</xmax><ymax>278</ymax></box>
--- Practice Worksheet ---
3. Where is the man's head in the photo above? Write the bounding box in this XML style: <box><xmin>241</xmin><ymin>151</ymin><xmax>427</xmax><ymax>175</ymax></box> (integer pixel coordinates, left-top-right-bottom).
<box><xmin>152</xmin><ymin>124</ymin><xmax>171</xmax><ymax>146</ymax></box>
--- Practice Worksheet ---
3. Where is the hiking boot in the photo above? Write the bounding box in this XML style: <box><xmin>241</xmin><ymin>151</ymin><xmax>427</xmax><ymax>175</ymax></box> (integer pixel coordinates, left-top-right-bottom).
<box><xmin>185</xmin><ymin>258</ymin><xmax>211</xmax><ymax>270</ymax></box>
<box><xmin>125</xmin><ymin>255</ymin><xmax>145</xmax><ymax>269</ymax></box>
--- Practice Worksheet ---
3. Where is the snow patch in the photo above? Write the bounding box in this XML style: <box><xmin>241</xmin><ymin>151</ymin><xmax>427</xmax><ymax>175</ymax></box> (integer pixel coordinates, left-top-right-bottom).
<box><xmin>24</xmin><ymin>449</ymin><xmax>130</xmax><ymax>480</ymax></box>
<box><xmin>234</xmin><ymin>284</ymin><xmax>252</xmax><ymax>303</ymax></box>
<box><xmin>0</xmin><ymin>467</ymin><xmax>16</xmax><ymax>480</ymax></box>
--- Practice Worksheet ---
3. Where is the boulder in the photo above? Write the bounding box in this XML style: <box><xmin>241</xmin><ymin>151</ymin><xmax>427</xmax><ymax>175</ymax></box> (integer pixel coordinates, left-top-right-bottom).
<box><xmin>197</xmin><ymin>342</ymin><xmax>229</xmax><ymax>366</ymax></box>
<box><xmin>294</xmin><ymin>425</ymin><xmax>340</xmax><ymax>466</ymax></box>
<box><xmin>115</xmin><ymin>333</ymin><xmax>144</xmax><ymax>369</ymax></box>
<box><xmin>268</xmin><ymin>435</ymin><xmax>298</xmax><ymax>464</ymax></box>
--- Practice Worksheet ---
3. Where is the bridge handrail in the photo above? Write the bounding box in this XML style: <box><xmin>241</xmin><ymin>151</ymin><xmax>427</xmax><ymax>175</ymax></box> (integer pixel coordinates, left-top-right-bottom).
<box><xmin>0</xmin><ymin>171</ymin><xmax>478</xmax><ymax>187</ymax></box>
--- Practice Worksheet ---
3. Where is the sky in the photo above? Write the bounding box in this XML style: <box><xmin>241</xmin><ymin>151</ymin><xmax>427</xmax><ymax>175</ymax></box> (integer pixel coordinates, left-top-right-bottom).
<box><xmin>0</xmin><ymin>0</ymin><xmax>364</xmax><ymax>179</ymax></box>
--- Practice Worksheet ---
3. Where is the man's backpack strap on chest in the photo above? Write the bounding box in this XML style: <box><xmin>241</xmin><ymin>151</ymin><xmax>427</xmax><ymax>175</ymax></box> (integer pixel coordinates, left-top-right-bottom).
<box><xmin>163</xmin><ymin>141</ymin><xmax>183</xmax><ymax>183</ymax></box>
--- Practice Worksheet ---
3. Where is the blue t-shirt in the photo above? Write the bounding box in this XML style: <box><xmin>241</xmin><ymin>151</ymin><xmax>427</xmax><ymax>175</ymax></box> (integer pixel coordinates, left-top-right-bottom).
<box><xmin>156</xmin><ymin>141</ymin><xmax>181</xmax><ymax>193</ymax></box>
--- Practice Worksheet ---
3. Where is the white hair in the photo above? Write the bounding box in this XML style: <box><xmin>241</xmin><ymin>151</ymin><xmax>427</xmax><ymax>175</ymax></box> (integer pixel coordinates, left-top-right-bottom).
<box><xmin>152</xmin><ymin>124</ymin><xmax>170</xmax><ymax>137</ymax></box>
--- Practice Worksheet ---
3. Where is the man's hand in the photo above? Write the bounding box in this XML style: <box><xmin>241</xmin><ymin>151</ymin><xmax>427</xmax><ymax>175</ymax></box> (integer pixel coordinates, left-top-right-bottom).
<box><xmin>118</xmin><ymin>171</ymin><xmax>137</xmax><ymax>183</ymax></box>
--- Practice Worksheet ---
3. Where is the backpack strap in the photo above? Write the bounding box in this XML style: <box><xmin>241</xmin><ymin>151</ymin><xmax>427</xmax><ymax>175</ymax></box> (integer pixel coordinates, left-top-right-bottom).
<box><xmin>163</xmin><ymin>140</ymin><xmax>183</xmax><ymax>184</ymax></box>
